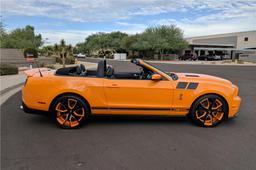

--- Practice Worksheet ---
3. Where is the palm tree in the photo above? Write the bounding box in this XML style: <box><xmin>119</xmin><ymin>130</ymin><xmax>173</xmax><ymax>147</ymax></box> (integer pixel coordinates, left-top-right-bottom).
<box><xmin>54</xmin><ymin>39</ymin><xmax>73</xmax><ymax>68</ymax></box>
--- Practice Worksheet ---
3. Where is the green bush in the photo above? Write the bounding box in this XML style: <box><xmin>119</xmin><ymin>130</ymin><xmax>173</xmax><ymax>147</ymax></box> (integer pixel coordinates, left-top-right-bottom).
<box><xmin>66</xmin><ymin>56</ymin><xmax>75</xmax><ymax>64</ymax></box>
<box><xmin>24</xmin><ymin>48</ymin><xmax>38</xmax><ymax>58</ymax></box>
<box><xmin>0</xmin><ymin>64</ymin><xmax>18</xmax><ymax>76</ymax></box>
<box><xmin>38</xmin><ymin>62</ymin><xmax>46</xmax><ymax>67</ymax></box>
<box><xmin>237</xmin><ymin>60</ymin><xmax>245</xmax><ymax>64</ymax></box>
<box><xmin>46</xmin><ymin>64</ymin><xmax>56</xmax><ymax>69</ymax></box>
<box><xmin>97</xmin><ymin>49</ymin><xmax>114</xmax><ymax>59</ymax></box>
<box><xmin>56</xmin><ymin>56</ymin><xmax>75</xmax><ymax>65</ymax></box>
<box><xmin>37</xmin><ymin>62</ymin><xmax>55</xmax><ymax>69</ymax></box>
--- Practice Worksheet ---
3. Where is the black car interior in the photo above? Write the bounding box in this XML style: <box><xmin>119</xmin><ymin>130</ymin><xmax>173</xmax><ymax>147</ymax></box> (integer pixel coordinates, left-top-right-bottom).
<box><xmin>55</xmin><ymin>59</ymin><xmax>155</xmax><ymax>80</ymax></box>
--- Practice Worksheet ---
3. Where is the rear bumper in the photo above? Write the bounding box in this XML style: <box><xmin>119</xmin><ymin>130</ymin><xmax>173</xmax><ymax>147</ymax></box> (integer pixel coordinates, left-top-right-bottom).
<box><xmin>228</xmin><ymin>96</ymin><xmax>241</xmax><ymax>118</ymax></box>
<box><xmin>21</xmin><ymin>101</ymin><xmax>48</xmax><ymax>115</ymax></box>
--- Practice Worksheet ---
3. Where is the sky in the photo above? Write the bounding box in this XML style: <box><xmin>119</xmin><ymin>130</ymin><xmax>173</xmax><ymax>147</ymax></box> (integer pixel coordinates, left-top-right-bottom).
<box><xmin>1</xmin><ymin>0</ymin><xmax>256</xmax><ymax>45</ymax></box>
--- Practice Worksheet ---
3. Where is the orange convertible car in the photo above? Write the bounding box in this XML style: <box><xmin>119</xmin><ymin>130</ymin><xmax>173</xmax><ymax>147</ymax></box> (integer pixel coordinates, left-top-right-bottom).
<box><xmin>21</xmin><ymin>59</ymin><xmax>241</xmax><ymax>128</ymax></box>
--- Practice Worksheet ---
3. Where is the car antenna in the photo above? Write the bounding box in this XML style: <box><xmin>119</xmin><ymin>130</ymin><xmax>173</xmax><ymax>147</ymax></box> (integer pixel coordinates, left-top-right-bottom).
<box><xmin>34</xmin><ymin>59</ymin><xmax>43</xmax><ymax>77</ymax></box>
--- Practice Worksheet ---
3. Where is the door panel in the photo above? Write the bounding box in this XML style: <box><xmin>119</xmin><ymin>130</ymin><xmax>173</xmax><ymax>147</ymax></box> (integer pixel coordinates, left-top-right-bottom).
<box><xmin>103</xmin><ymin>79</ymin><xmax>173</xmax><ymax>115</ymax></box>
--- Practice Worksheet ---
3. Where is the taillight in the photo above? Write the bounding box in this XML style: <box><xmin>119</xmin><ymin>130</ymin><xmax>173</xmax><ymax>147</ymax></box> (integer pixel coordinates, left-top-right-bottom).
<box><xmin>24</xmin><ymin>77</ymin><xmax>29</xmax><ymax>86</ymax></box>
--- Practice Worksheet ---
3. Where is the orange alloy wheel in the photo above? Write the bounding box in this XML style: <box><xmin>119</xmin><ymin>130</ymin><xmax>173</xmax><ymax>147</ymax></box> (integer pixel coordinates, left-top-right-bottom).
<box><xmin>191</xmin><ymin>94</ymin><xmax>227</xmax><ymax>127</ymax></box>
<box><xmin>54</xmin><ymin>96</ymin><xmax>88</xmax><ymax>129</ymax></box>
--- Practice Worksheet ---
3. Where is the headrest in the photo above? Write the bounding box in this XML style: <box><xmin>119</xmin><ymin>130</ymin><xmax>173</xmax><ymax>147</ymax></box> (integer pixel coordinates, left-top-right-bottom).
<box><xmin>80</xmin><ymin>64</ymin><xmax>86</xmax><ymax>72</ymax></box>
<box><xmin>96</xmin><ymin>60</ymin><xmax>106</xmax><ymax>77</ymax></box>
<box><xmin>106</xmin><ymin>66</ymin><xmax>114</xmax><ymax>77</ymax></box>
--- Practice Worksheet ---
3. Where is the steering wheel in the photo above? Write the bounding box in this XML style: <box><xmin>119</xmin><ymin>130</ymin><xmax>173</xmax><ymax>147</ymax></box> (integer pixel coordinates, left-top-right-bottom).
<box><xmin>139</xmin><ymin>68</ymin><xmax>145</xmax><ymax>79</ymax></box>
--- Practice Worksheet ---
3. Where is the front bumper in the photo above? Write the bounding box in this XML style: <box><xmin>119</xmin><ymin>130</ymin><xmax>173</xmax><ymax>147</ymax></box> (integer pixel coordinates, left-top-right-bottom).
<box><xmin>229</xmin><ymin>96</ymin><xmax>241</xmax><ymax>118</ymax></box>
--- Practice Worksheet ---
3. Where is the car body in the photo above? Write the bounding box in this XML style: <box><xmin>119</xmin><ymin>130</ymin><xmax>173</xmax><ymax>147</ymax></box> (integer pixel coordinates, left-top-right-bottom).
<box><xmin>198</xmin><ymin>55</ymin><xmax>222</xmax><ymax>61</ymax></box>
<box><xmin>222</xmin><ymin>54</ymin><xmax>230</xmax><ymax>60</ymax></box>
<box><xmin>21</xmin><ymin>59</ymin><xmax>241</xmax><ymax>128</ymax></box>
<box><xmin>213</xmin><ymin>55</ymin><xmax>222</xmax><ymax>60</ymax></box>
<box><xmin>179</xmin><ymin>53</ymin><xmax>197</xmax><ymax>61</ymax></box>
<box><xmin>76</xmin><ymin>53</ymin><xmax>86</xmax><ymax>58</ymax></box>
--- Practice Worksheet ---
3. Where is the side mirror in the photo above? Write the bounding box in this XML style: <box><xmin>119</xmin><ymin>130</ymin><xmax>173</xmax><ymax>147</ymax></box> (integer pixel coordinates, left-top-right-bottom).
<box><xmin>151</xmin><ymin>74</ymin><xmax>161</xmax><ymax>80</ymax></box>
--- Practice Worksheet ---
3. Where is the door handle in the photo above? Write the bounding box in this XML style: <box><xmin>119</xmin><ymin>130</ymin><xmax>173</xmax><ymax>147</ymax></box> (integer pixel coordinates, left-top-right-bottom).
<box><xmin>107</xmin><ymin>84</ymin><xmax>119</xmax><ymax>88</ymax></box>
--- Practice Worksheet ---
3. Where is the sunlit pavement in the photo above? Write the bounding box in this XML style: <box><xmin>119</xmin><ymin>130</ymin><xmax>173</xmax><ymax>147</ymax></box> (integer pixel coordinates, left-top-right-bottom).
<box><xmin>0</xmin><ymin>74</ymin><xmax>26</xmax><ymax>105</ymax></box>
<box><xmin>1</xmin><ymin>60</ymin><xmax>256</xmax><ymax>170</ymax></box>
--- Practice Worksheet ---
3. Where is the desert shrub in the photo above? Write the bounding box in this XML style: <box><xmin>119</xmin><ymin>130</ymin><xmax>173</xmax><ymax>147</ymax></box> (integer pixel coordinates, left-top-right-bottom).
<box><xmin>66</xmin><ymin>56</ymin><xmax>75</xmax><ymax>64</ymax></box>
<box><xmin>237</xmin><ymin>60</ymin><xmax>245</xmax><ymax>64</ymax></box>
<box><xmin>55</xmin><ymin>56</ymin><xmax>75</xmax><ymax>65</ymax></box>
<box><xmin>97</xmin><ymin>49</ymin><xmax>115</xmax><ymax>59</ymax></box>
<box><xmin>38</xmin><ymin>62</ymin><xmax>45</xmax><ymax>67</ymax></box>
<box><xmin>0</xmin><ymin>64</ymin><xmax>18</xmax><ymax>76</ymax></box>
<box><xmin>44</xmin><ymin>64</ymin><xmax>55</xmax><ymax>69</ymax></box>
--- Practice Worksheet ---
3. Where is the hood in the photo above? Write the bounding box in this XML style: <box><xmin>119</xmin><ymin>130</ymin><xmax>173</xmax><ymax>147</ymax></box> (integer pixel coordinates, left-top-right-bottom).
<box><xmin>175</xmin><ymin>73</ymin><xmax>232</xmax><ymax>85</ymax></box>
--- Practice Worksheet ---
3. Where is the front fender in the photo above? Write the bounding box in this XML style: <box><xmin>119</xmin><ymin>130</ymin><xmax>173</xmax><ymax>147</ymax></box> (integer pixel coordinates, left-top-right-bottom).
<box><xmin>173</xmin><ymin>82</ymin><xmax>234</xmax><ymax>113</ymax></box>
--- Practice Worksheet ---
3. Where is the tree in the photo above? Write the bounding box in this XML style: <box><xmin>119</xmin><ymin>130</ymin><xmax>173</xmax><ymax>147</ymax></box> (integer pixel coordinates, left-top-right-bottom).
<box><xmin>0</xmin><ymin>25</ymin><xmax>42</xmax><ymax>49</ymax></box>
<box><xmin>0</xmin><ymin>21</ymin><xmax>5</xmax><ymax>36</ymax></box>
<box><xmin>141</xmin><ymin>25</ymin><xmax>188</xmax><ymax>59</ymax></box>
<box><xmin>85</xmin><ymin>32</ymin><xmax>108</xmax><ymax>51</ymax></box>
<box><xmin>75</xmin><ymin>25</ymin><xmax>188</xmax><ymax>60</ymax></box>
<box><xmin>54</xmin><ymin>39</ymin><xmax>73</xmax><ymax>68</ymax></box>
<box><xmin>73</xmin><ymin>42</ymin><xmax>88</xmax><ymax>54</ymax></box>
<box><xmin>121</xmin><ymin>34</ymin><xmax>139</xmax><ymax>57</ymax></box>
<box><xmin>83</xmin><ymin>31</ymin><xmax>128</xmax><ymax>56</ymax></box>
<box><xmin>0</xmin><ymin>21</ymin><xmax>7</xmax><ymax>47</ymax></box>
<box><xmin>107</xmin><ymin>31</ymin><xmax>128</xmax><ymax>52</ymax></box>
<box><xmin>40</xmin><ymin>45</ymin><xmax>54</xmax><ymax>57</ymax></box>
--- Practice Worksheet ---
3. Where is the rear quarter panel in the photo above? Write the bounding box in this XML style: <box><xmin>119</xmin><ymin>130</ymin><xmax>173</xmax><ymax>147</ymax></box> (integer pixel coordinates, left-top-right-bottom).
<box><xmin>22</xmin><ymin>75</ymin><xmax>106</xmax><ymax>111</ymax></box>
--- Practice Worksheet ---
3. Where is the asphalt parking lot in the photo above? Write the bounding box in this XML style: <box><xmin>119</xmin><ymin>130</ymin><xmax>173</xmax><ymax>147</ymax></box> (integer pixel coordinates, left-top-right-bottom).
<box><xmin>1</xmin><ymin>59</ymin><xmax>256</xmax><ymax>170</ymax></box>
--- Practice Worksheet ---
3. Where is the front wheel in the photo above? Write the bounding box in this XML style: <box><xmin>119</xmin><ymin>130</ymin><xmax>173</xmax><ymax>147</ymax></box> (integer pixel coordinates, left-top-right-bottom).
<box><xmin>52</xmin><ymin>95</ymin><xmax>90</xmax><ymax>129</ymax></box>
<box><xmin>190</xmin><ymin>94</ymin><xmax>228</xmax><ymax>127</ymax></box>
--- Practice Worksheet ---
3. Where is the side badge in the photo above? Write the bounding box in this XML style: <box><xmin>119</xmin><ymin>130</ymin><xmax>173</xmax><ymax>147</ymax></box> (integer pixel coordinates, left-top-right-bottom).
<box><xmin>179</xmin><ymin>94</ymin><xmax>183</xmax><ymax>100</ymax></box>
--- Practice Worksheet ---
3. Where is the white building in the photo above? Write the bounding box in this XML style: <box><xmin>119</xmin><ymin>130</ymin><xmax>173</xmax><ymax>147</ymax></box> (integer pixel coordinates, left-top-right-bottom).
<box><xmin>184</xmin><ymin>30</ymin><xmax>256</xmax><ymax>61</ymax></box>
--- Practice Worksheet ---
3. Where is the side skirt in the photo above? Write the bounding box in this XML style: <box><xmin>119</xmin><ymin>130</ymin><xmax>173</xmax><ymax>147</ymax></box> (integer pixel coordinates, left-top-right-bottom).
<box><xmin>90</xmin><ymin>114</ymin><xmax>188</xmax><ymax>118</ymax></box>
<box><xmin>91</xmin><ymin>107</ymin><xmax>190</xmax><ymax>117</ymax></box>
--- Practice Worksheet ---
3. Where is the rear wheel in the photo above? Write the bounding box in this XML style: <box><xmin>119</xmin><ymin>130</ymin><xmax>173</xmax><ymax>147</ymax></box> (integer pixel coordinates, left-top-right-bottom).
<box><xmin>52</xmin><ymin>95</ymin><xmax>89</xmax><ymax>129</ymax></box>
<box><xmin>190</xmin><ymin>94</ymin><xmax>228</xmax><ymax>127</ymax></box>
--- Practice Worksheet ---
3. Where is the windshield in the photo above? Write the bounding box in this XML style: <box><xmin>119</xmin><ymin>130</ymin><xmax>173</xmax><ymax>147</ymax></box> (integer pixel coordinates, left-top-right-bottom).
<box><xmin>143</xmin><ymin>61</ymin><xmax>178</xmax><ymax>80</ymax></box>
<box><xmin>143</xmin><ymin>61</ymin><xmax>165</xmax><ymax>73</ymax></box>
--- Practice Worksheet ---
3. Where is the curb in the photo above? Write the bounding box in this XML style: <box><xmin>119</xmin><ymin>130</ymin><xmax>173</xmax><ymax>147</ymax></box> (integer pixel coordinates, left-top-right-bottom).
<box><xmin>0</xmin><ymin>86</ymin><xmax>23</xmax><ymax>106</ymax></box>
<box><xmin>0</xmin><ymin>82</ymin><xmax>24</xmax><ymax>96</ymax></box>
<box><xmin>0</xmin><ymin>75</ymin><xmax>25</xmax><ymax>105</ymax></box>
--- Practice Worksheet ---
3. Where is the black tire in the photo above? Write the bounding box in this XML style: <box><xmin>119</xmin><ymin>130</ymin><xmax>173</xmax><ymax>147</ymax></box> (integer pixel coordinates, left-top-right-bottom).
<box><xmin>190</xmin><ymin>94</ymin><xmax>228</xmax><ymax>127</ymax></box>
<box><xmin>51</xmin><ymin>95</ymin><xmax>90</xmax><ymax>129</ymax></box>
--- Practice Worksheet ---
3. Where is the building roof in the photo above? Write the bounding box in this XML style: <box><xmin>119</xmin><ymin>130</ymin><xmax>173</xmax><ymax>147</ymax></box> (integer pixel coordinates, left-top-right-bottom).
<box><xmin>189</xmin><ymin>43</ymin><xmax>235</xmax><ymax>47</ymax></box>
<box><xmin>186</xmin><ymin>30</ymin><xmax>256</xmax><ymax>40</ymax></box>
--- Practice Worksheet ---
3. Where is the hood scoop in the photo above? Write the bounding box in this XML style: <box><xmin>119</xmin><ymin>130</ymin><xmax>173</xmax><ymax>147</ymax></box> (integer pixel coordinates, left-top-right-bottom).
<box><xmin>185</xmin><ymin>74</ymin><xmax>200</xmax><ymax>77</ymax></box>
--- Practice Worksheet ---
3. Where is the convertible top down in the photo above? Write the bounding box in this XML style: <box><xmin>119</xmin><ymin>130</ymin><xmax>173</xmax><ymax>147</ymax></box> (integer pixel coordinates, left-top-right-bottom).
<box><xmin>21</xmin><ymin>59</ymin><xmax>241</xmax><ymax>128</ymax></box>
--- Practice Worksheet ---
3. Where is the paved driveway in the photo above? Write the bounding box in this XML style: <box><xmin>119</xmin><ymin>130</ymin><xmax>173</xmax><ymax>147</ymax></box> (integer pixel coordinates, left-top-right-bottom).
<box><xmin>1</xmin><ymin>60</ymin><xmax>256</xmax><ymax>170</ymax></box>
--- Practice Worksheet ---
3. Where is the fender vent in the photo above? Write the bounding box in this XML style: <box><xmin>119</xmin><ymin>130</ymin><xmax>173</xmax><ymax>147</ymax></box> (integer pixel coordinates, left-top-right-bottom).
<box><xmin>187</xmin><ymin>82</ymin><xmax>198</xmax><ymax>89</ymax></box>
<box><xmin>176</xmin><ymin>82</ymin><xmax>199</xmax><ymax>89</ymax></box>
<box><xmin>176</xmin><ymin>82</ymin><xmax>188</xmax><ymax>89</ymax></box>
